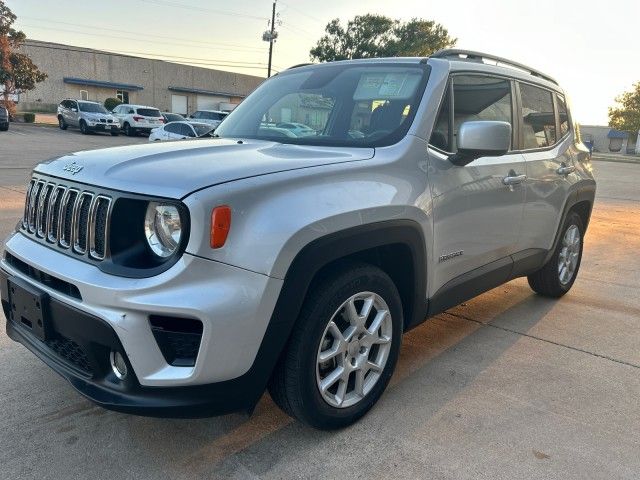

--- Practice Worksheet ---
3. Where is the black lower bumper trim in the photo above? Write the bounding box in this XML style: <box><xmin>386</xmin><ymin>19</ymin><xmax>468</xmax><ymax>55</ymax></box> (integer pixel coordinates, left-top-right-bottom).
<box><xmin>1</xmin><ymin>268</ymin><xmax>263</xmax><ymax>418</ymax></box>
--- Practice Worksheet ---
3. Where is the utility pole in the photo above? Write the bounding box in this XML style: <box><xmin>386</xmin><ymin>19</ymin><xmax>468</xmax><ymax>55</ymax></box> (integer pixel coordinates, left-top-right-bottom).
<box><xmin>262</xmin><ymin>1</ymin><xmax>278</xmax><ymax>77</ymax></box>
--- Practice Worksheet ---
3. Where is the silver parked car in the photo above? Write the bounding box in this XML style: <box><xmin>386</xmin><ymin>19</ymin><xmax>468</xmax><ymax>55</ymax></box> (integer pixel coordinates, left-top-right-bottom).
<box><xmin>1</xmin><ymin>50</ymin><xmax>595</xmax><ymax>429</ymax></box>
<box><xmin>57</xmin><ymin>99</ymin><xmax>120</xmax><ymax>135</ymax></box>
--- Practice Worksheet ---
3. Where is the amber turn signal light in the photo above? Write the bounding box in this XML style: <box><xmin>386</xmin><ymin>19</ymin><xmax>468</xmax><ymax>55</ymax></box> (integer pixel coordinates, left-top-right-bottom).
<box><xmin>210</xmin><ymin>206</ymin><xmax>231</xmax><ymax>248</ymax></box>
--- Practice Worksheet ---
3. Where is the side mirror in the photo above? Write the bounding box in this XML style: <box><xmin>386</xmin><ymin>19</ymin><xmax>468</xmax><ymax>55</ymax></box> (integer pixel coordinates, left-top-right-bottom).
<box><xmin>71</xmin><ymin>108</ymin><xmax>78</xmax><ymax>112</ymax></box>
<box><xmin>449</xmin><ymin>121</ymin><xmax>511</xmax><ymax>166</ymax></box>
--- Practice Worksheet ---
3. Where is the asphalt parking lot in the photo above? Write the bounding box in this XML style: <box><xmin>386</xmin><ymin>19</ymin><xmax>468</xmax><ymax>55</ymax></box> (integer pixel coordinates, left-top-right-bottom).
<box><xmin>1</xmin><ymin>126</ymin><xmax>639</xmax><ymax>479</ymax></box>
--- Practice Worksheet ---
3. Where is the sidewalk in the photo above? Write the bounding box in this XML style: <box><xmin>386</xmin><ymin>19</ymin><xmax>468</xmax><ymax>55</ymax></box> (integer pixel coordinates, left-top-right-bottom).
<box><xmin>591</xmin><ymin>151</ymin><xmax>640</xmax><ymax>164</ymax></box>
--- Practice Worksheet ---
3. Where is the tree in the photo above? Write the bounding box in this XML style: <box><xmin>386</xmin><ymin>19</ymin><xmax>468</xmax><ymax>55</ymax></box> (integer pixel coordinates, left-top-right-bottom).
<box><xmin>104</xmin><ymin>97</ymin><xmax>122</xmax><ymax>111</ymax></box>
<box><xmin>0</xmin><ymin>0</ymin><xmax>47</xmax><ymax>115</ymax></box>
<box><xmin>608</xmin><ymin>82</ymin><xmax>640</xmax><ymax>132</ymax></box>
<box><xmin>310</xmin><ymin>15</ymin><xmax>456</xmax><ymax>62</ymax></box>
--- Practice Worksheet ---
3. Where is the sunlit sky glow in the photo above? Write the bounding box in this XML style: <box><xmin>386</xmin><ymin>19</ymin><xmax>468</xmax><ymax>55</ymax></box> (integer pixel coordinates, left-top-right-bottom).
<box><xmin>7</xmin><ymin>0</ymin><xmax>639</xmax><ymax>125</ymax></box>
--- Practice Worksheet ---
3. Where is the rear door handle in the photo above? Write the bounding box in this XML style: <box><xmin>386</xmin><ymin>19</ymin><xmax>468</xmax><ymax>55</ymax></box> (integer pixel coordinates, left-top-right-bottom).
<box><xmin>557</xmin><ymin>165</ymin><xmax>575</xmax><ymax>175</ymax></box>
<box><xmin>502</xmin><ymin>174</ymin><xmax>527</xmax><ymax>186</ymax></box>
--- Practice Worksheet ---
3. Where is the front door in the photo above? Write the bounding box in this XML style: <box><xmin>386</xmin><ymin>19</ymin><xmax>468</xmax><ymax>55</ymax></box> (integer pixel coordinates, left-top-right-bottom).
<box><xmin>427</xmin><ymin>74</ymin><xmax>526</xmax><ymax>295</ymax></box>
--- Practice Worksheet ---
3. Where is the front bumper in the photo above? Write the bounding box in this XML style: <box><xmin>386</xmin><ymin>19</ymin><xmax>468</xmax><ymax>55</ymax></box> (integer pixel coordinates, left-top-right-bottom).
<box><xmin>1</xmin><ymin>233</ymin><xmax>284</xmax><ymax>415</ymax></box>
<box><xmin>86</xmin><ymin>122</ymin><xmax>119</xmax><ymax>132</ymax></box>
<box><xmin>1</xmin><ymin>275</ymin><xmax>268</xmax><ymax>417</ymax></box>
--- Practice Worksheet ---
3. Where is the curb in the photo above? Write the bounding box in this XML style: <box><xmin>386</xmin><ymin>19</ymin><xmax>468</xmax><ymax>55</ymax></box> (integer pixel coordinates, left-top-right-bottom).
<box><xmin>592</xmin><ymin>156</ymin><xmax>640</xmax><ymax>165</ymax></box>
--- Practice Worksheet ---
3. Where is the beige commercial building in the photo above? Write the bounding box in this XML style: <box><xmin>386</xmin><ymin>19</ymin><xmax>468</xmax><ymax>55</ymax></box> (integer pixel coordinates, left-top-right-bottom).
<box><xmin>16</xmin><ymin>40</ymin><xmax>265</xmax><ymax>115</ymax></box>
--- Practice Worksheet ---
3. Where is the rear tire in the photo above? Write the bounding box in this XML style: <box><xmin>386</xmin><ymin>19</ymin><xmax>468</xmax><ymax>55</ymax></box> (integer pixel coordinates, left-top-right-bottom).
<box><xmin>269</xmin><ymin>263</ymin><xmax>403</xmax><ymax>429</ymax></box>
<box><xmin>528</xmin><ymin>212</ymin><xmax>584</xmax><ymax>297</ymax></box>
<box><xmin>58</xmin><ymin>116</ymin><xmax>68</xmax><ymax>130</ymax></box>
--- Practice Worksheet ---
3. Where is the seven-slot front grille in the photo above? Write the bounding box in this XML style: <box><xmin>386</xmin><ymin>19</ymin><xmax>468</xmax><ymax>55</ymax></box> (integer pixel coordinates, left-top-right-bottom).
<box><xmin>22</xmin><ymin>178</ymin><xmax>112</xmax><ymax>260</ymax></box>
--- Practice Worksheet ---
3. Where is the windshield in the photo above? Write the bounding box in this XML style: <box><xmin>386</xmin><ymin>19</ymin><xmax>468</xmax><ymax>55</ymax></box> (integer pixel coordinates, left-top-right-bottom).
<box><xmin>193</xmin><ymin>124</ymin><xmax>215</xmax><ymax>136</ymax></box>
<box><xmin>215</xmin><ymin>63</ymin><xmax>429</xmax><ymax>147</ymax></box>
<box><xmin>79</xmin><ymin>102</ymin><xmax>108</xmax><ymax>113</ymax></box>
<box><xmin>201</xmin><ymin>111</ymin><xmax>225</xmax><ymax>120</ymax></box>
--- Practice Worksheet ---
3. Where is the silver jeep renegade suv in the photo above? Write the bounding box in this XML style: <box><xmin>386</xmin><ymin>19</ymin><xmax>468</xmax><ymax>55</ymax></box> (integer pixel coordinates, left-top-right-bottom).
<box><xmin>1</xmin><ymin>50</ymin><xmax>595</xmax><ymax>429</ymax></box>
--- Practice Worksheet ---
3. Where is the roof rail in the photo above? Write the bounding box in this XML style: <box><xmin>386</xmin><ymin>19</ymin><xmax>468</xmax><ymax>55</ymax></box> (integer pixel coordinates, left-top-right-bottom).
<box><xmin>287</xmin><ymin>63</ymin><xmax>315</xmax><ymax>70</ymax></box>
<box><xmin>431</xmin><ymin>49</ymin><xmax>558</xmax><ymax>85</ymax></box>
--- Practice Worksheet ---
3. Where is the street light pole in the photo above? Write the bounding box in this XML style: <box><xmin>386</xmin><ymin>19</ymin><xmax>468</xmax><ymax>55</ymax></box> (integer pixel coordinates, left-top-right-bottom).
<box><xmin>262</xmin><ymin>1</ymin><xmax>278</xmax><ymax>77</ymax></box>
<box><xmin>267</xmin><ymin>1</ymin><xmax>276</xmax><ymax>77</ymax></box>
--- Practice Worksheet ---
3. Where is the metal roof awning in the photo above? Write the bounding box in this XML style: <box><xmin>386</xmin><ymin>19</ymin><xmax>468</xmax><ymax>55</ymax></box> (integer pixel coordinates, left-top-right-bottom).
<box><xmin>168</xmin><ymin>86</ymin><xmax>246</xmax><ymax>98</ymax></box>
<box><xmin>607</xmin><ymin>129</ymin><xmax>628</xmax><ymax>139</ymax></box>
<box><xmin>63</xmin><ymin>77</ymin><xmax>144</xmax><ymax>91</ymax></box>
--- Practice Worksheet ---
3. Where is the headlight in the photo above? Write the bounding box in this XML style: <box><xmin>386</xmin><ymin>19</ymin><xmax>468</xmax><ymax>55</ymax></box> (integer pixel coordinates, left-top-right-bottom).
<box><xmin>144</xmin><ymin>202</ymin><xmax>182</xmax><ymax>257</ymax></box>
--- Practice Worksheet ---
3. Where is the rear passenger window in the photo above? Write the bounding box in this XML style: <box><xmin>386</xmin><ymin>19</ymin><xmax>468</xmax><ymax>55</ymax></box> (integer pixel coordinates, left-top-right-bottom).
<box><xmin>556</xmin><ymin>94</ymin><xmax>570</xmax><ymax>138</ymax></box>
<box><xmin>452</xmin><ymin>75</ymin><xmax>512</xmax><ymax>152</ymax></box>
<box><xmin>520</xmin><ymin>83</ymin><xmax>556</xmax><ymax>149</ymax></box>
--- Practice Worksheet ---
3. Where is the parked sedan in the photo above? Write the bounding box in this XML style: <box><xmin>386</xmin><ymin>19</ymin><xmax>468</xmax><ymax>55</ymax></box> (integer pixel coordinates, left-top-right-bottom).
<box><xmin>162</xmin><ymin>112</ymin><xmax>186</xmax><ymax>123</ymax></box>
<box><xmin>187</xmin><ymin>110</ymin><xmax>228</xmax><ymax>128</ymax></box>
<box><xmin>148</xmin><ymin>121</ymin><xmax>215</xmax><ymax>142</ymax></box>
<box><xmin>276</xmin><ymin>122</ymin><xmax>316</xmax><ymax>137</ymax></box>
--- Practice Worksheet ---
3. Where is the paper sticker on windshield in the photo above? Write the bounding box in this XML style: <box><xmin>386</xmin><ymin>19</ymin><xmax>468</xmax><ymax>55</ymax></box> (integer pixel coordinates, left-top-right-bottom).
<box><xmin>354</xmin><ymin>71</ymin><xmax>422</xmax><ymax>100</ymax></box>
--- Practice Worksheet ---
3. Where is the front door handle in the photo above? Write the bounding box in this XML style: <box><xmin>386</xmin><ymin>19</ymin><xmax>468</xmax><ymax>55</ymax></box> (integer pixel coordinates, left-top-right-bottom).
<box><xmin>502</xmin><ymin>174</ymin><xmax>527</xmax><ymax>186</ymax></box>
<box><xmin>557</xmin><ymin>164</ymin><xmax>575</xmax><ymax>175</ymax></box>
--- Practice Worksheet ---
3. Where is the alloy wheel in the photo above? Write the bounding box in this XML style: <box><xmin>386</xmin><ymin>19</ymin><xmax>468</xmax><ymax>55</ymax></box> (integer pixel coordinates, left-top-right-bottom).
<box><xmin>558</xmin><ymin>224</ymin><xmax>580</xmax><ymax>285</ymax></box>
<box><xmin>316</xmin><ymin>291</ymin><xmax>393</xmax><ymax>408</ymax></box>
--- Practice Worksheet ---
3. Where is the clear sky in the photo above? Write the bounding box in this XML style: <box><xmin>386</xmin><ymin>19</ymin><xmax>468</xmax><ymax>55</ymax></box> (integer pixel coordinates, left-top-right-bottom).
<box><xmin>6</xmin><ymin>0</ymin><xmax>639</xmax><ymax>125</ymax></box>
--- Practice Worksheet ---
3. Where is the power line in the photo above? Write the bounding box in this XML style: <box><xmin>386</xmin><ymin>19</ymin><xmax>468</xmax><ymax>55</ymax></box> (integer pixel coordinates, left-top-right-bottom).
<box><xmin>19</xmin><ymin>23</ymin><xmax>267</xmax><ymax>55</ymax></box>
<box><xmin>278</xmin><ymin>1</ymin><xmax>325</xmax><ymax>26</ymax></box>
<box><xmin>138</xmin><ymin>0</ymin><xmax>267</xmax><ymax>22</ymax></box>
<box><xmin>21</xmin><ymin>16</ymin><xmax>265</xmax><ymax>52</ymax></box>
<box><xmin>22</xmin><ymin>42</ymin><xmax>273</xmax><ymax>73</ymax></box>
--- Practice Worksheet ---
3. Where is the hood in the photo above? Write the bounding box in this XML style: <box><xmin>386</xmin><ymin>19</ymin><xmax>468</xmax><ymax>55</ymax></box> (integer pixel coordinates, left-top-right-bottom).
<box><xmin>34</xmin><ymin>138</ymin><xmax>375</xmax><ymax>198</ymax></box>
<box><xmin>82</xmin><ymin>111</ymin><xmax>116</xmax><ymax>120</ymax></box>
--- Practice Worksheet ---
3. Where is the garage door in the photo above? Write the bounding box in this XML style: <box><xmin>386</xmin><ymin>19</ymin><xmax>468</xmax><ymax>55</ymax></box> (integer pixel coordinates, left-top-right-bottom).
<box><xmin>196</xmin><ymin>95</ymin><xmax>227</xmax><ymax>111</ymax></box>
<box><xmin>171</xmin><ymin>95</ymin><xmax>187</xmax><ymax>115</ymax></box>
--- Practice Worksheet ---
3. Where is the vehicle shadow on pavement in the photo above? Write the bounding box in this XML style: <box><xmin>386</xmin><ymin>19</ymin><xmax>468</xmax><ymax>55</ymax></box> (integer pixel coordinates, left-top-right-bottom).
<box><xmin>119</xmin><ymin>281</ymin><xmax>558</xmax><ymax>479</ymax></box>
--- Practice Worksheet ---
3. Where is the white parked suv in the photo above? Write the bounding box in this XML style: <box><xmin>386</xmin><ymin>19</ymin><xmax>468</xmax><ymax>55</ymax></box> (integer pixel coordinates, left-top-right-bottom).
<box><xmin>111</xmin><ymin>104</ymin><xmax>164</xmax><ymax>136</ymax></box>
<box><xmin>1</xmin><ymin>50</ymin><xmax>595</xmax><ymax>429</ymax></box>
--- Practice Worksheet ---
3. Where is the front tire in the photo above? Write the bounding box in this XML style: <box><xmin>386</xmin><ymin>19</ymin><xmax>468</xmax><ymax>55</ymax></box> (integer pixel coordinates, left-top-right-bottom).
<box><xmin>528</xmin><ymin>212</ymin><xmax>584</xmax><ymax>297</ymax></box>
<box><xmin>79</xmin><ymin>120</ymin><xmax>89</xmax><ymax>135</ymax></box>
<box><xmin>110</xmin><ymin>130</ymin><xmax>119</xmax><ymax>136</ymax></box>
<box><xmin>269</xmin><ymin>263</ymin><xmax>403</xmax><ymax>429</ymax></box>
<box><xmin>124</xmin><ymin>123</ymin><xmax>136</xmax><ymax>137</ymax></box>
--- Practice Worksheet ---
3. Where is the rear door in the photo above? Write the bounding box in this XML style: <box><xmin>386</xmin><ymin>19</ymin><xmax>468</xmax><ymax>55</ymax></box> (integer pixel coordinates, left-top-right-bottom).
<box><xmin>428</xmin><ymin>74</ymin><xmax>526</xmax><ymax>294</ymax></box>
<box><xmin>517</xmin><ymin>83</ymin><xmax>575</xmax><ymax>253</ymax></box>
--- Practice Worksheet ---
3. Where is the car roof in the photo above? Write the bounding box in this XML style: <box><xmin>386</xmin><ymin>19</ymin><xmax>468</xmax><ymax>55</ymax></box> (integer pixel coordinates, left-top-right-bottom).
<box><xmin>119</xmin><ymin>104</ymin><xmax>160</xmax><ymax>109</ymax></box>
<box><xmin>63</xmin><ymin>99</ymin><xmax>100</xmax><ymax>104</ymax></box>
<box><xmin>195</xmin><ymin>109</ymin><xmax>227</xmax><ymax>113</ymax></box>
<box><xmin>286</xmin><ymin>50</ymin><xmax>562</xmax><ymax>93</ymax></box>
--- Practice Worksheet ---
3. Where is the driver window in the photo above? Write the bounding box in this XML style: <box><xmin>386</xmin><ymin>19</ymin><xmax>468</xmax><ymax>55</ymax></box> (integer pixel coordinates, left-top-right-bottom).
<box><xmin>452</xmin><ymin>75</ymin><xmax>512</xmax><ymax>152</ymax></box>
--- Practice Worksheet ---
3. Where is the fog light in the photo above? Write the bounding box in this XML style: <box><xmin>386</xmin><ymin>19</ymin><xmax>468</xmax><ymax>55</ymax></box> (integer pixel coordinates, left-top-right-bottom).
<box><xmin>110</xmin><ymin>350</ymin><xmax>128</xmax><ymax>379</ymax></box>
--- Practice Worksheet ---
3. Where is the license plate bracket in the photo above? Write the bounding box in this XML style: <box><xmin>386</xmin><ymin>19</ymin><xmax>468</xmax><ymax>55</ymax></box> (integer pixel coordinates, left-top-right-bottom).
<box><xmin>7</xmin><ymin>277</ymin><xmax>50</xmax><ymax>342</ymax></box>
